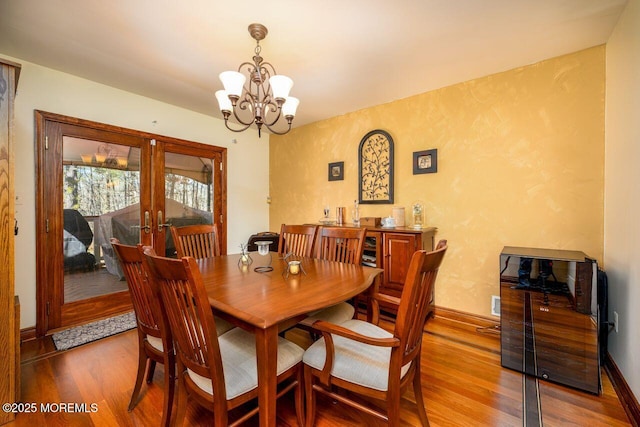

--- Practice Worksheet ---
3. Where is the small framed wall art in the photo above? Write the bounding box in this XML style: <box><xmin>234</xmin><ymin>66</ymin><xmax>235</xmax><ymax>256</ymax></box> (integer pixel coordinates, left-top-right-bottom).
<box><xmin>413</xmin><ymin>149</ymin><xmax>438</xmax><ymax>174</ymax></box>
<box><xmin>328</xmin><ymin>161</ymin><xmax>344</xmax><ymax>181</ymax></box>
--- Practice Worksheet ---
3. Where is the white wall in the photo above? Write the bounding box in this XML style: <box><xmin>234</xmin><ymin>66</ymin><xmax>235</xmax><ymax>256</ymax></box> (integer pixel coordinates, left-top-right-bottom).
<box><xmin>3</xmin><ymin>55</ymin><xmax>271</xmax><ymax>330</ymax></box>
<box><xmin>604</xmin><ymin>0</ymin><xmax>640</xmax><ymax>402</ymax></box>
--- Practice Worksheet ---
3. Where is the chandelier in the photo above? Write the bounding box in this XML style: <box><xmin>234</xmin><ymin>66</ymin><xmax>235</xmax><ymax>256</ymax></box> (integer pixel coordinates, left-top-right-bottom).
<box><xmin>215</xmin><ymin>23</ymin><xmax>299</xmax><ymax>137</ymax></box>
<box><xmin>81</xmin><ymin>143</ymin><xmax>128</xmax><ymax>168</ymax></box>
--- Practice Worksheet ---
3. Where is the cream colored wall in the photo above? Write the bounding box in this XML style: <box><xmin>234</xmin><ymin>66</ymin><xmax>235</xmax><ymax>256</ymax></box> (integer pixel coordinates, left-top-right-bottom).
<box><xmin>270</xmin><ymin>46</ymin><xmax>605</xmax><ymax>318</ymax></box>
<box><xmin>604</xmin><ymin>0</ymin><xmax>640</xmax><ymax>403</ymax></box>
<box><xmin>3</xmin><ymin>55</ymin><xmax>270</xmax><ymax>329</ymax></box>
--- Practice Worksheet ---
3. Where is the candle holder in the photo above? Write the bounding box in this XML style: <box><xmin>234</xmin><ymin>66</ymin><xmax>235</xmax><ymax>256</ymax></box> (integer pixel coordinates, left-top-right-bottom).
<box><xmin>254</xmin><ymin>241</ymin><xmax>273</xmax><ymax>273</ymax></box>
<box><xmin>283</xmin><ymin>259</ymin><xmax>306</xmax><ymax>278</ymax></box>
<box><xmin>238</xmin><ymin>243</ymin><xmax>253</xmax><ymax>267</ymax></box>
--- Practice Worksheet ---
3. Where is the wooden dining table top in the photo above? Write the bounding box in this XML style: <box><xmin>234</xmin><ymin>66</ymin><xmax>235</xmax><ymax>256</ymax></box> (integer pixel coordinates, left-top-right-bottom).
<box><xmin>194</xmin><ymin>251</ymin><xmax>382</xmax><ymax>427</ymax></box>
<box><xmin>196</xmin><ymin>252</ymin><xmax>384</xmax><ymax>330</ymax></box>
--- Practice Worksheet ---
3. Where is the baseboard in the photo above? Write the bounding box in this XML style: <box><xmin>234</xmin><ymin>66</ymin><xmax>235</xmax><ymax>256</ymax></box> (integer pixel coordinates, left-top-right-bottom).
<box><xmin>20</xmin><ymin>326</ymin><xmax>36</xmax><ymax>343</ymax></box>
<box><xmin>432</xmin><ymin>306</ymin><xmax>500</xmax><ymax>331</ymax></box>
<box><xmin>605</xmin><ymin>352</ymin><xmax>640</xmax><ymax>426</ymax></box>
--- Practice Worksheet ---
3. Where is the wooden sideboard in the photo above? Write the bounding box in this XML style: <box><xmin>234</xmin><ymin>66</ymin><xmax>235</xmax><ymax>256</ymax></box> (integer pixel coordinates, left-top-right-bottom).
<box><xmin>316</xmin><ymin>224</ymin><xmax>437</xmax><ymax>317</ymax></box>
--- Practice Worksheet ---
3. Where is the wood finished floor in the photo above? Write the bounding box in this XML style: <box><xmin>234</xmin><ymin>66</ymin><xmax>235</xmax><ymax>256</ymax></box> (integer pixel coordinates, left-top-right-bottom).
<box><xmin>17</xmin><ymin>315</ymin><xmax>631</xmax><ymax>426</ymax></box>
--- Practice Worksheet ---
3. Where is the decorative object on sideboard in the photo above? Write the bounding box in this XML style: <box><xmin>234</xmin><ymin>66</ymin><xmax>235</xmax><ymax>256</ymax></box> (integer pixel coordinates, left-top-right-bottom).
<box><xmin>413</xmin><ymin>148</ymin><xmax>438</xmax><ymax>174</ymax></box>
<box><xmin>360</xmin><ymin>217</ymin><xmax>381</xmax><ymax>227</ymax></box>
<box><xmin>319</xmin><ymin>205</ymin><xmax>335</xmax><ymax>225</ymax></box>
<box><xmin>412</xmin><ymin>201</ymin><xmax>425</xmax><ymax>229</ymax></box>
<box><xmin>359</xmin><ymin>129</ymin><xmax>394</xmax><ymax>204</ymax></box>
<box><xmin>336</xmin><ymin>207</ymin><xmax>346</xmax><ymax>225</ymax></box>
<box><xmin>381</xmin><ymin>216</ymin><xmax>397</xmax><ymax>228</ymax></box>
<box><xmin>391</xmin><ymin>206</ymin><xmax>405</xmax><ymax>227</ymax></box>
<box><xmin>215</xmin><ymin>23</ymin><xmax>299</xmax><ymax>137</ymax></box>
<box><xmin>328</xmin><ymin>161</ymin><xmax>344</xmax><ymax>181</ymax></box>
<box><xmin>352</xmin><ymin>200</ymin><xmax>360</xmax><ymax>226</ymax></box>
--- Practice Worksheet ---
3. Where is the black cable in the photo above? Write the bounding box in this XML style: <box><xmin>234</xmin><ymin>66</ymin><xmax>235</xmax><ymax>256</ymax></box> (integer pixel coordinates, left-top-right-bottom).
<box><xmin>500</xmin><ymin>256</ymin><xmax>511</xmax><ymax>275</ymax></box>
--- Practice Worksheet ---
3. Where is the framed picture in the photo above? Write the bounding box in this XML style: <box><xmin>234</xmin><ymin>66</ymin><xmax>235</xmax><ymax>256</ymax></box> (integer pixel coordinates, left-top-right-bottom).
<box><xmin>359</xmin><ymin>129</ymin><xmax>394</xmax><ymax>204</ymax></box>
<box><xmin>413</xmin><ymin>149</ymin><xmax>438</xmax><ymax>174</ymax></box>
<box><xmin>328</xmin><ymin>161</ymin><xmax>344</xmax><ymax>181</ymax></box>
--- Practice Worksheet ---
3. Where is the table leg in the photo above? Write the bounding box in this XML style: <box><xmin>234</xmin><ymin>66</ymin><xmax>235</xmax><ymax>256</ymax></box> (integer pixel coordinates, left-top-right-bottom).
<box><xmin>255</xmin><ymin>326</ymin><xmax>278</xmax><ymax>427</ymax></box>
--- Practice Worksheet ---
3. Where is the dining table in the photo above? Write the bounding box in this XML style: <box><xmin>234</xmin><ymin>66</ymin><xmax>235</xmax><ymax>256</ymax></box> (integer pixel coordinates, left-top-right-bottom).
<box><xmin>196</xmin><ymin>252</ymin><xmax>383</xmax><ymax>427</ymax></box>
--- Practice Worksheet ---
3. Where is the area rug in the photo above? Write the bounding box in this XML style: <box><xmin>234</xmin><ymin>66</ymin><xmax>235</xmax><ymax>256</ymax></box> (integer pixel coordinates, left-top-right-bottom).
<box><xmin>52</xmin><ymin>311</ymin><xmax>136</xmax><ymax>351</ymax></box>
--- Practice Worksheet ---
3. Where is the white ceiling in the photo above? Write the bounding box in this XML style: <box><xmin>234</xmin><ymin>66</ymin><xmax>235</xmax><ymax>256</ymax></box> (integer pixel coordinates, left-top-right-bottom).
<box><xmin>0</xmin><ymin>0</ymin><xmax>628</xmax><ymax>129</ymax></box>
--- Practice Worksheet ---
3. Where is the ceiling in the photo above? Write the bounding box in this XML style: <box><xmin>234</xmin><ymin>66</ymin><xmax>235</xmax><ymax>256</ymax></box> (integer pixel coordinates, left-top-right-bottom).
<box><xmin>0</xmin><ymin>0</ymin><xmax>628</xmax><ymax>130</ymax></box>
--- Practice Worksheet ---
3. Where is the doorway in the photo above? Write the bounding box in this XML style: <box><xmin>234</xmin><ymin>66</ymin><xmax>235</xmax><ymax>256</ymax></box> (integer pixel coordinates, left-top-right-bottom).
<box><xmin>35</xmin><ymin>111</ymin><xmax>227</xmax><ymax>337</ymax></box>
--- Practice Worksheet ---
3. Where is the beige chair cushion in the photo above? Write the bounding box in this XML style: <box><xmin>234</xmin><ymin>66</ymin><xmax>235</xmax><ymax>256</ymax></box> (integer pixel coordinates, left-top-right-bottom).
<box><xmin>147</xmin><ymin>316</ymin><xmax>232</xmax><ymax>352</ymax></box>
<box><xmin>303</xmin><ymin>319</ymin><xmax>411</xmax><ymax>392</ymax></box>
<box><xmin>299</xmin><ymin>302</ymin><xmax>355</xmax><ymax>327</ymax></box>
<box><xmin>187</xmin><ymin>327</ymin><xmax>304</xmax><ymax>400</ymax></box>
<box><xmin>146</xmin><ymin>335</ymin><xmax>163</xmax><ymax>352</ymax></box>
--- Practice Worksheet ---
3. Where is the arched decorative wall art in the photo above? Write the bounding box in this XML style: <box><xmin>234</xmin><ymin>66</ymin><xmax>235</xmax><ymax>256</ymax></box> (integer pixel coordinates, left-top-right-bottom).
<box><xmin>358</xmin><ymin>129</ymin><xmax>394</xmax><ymax>204</ymax></box>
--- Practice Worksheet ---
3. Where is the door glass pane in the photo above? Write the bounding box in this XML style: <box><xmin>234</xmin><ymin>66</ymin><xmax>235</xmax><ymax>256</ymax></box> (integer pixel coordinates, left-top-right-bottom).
<box><xmin>62</xmin><ymin>136</ymin><xmax>141</xmax><ymax>302</ymax></box>
<box><xmin>163</xmin><ymin>151</ymin><xmax>214</xmax><ymax>256</ymax></box>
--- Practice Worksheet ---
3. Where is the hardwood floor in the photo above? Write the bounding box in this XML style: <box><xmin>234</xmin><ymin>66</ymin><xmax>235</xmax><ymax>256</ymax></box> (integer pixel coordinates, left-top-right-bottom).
<box><xmin>17</xmin><ymin>315</ymin><xmax>631</xmax><ymax>426</ymax></box>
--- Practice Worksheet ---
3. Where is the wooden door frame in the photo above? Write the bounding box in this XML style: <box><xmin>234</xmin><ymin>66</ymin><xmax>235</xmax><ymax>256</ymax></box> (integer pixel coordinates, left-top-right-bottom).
<box><xmin>151</xmin><ymin>137</ymin><xmax>227</xmax><ymax>255</ymax></box>
<box><xmin>34</xmin><ymin>111</ymin><xmax>227</xmax><ymax>337</ymax></box>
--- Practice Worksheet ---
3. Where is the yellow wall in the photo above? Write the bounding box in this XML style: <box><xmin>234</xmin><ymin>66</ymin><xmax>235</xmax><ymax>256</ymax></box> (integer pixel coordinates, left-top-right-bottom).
<box><xmin>604</xmin><ymin>0</ymin><xmax>640</xmax><ymax>401</ymax></box>
<box><xmin>270</xmin><ymin>46</ymin><xmax>605</xmax><ymax>317</ymax></box>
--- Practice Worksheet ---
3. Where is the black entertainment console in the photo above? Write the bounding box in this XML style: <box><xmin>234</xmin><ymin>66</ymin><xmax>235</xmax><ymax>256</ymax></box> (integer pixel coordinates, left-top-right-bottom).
<box><xmin>500</xmin><ymin>246</ymin><xmax>603</xmax><ymax>394</ymax></box>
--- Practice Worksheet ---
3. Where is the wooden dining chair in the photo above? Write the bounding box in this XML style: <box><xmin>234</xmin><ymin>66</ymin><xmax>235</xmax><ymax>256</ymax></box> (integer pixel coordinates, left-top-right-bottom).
<box><xmin>142</xmin><ymin>249</ymin><xmax>305</xmax><ymax>427</ymax></box>
<box><xmin>171</xmin><ymin>223</ymin><xmax>221</xmax><ymax>259</ymax></box>
<box><xmin>302</xmin><ymin>240</ymin><xmax>448</xmax><ymax>427</ymax></box>
<box><xmin>297</xmin><ymin>226</ymin><xmax>367</xmax><ymax>331</ymax></box>
<box><xmin>313</xmin><ymin>226</ymin><xmax>366</xmax><ymax>264</ymax></box>
<box><xmin>278</xmin><ymin>224</ymin><xmax>318</xmax><ymax>257</ymax></box>
<box><xmin>110</xmin><ymin>238</ymin><xmax>175</xmax><ymax>427</ymax></box>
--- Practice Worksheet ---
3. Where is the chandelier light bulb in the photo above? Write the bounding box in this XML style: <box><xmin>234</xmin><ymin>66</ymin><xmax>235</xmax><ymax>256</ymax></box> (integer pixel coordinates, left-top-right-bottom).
<box><xmin>282</xmin><ymin>97</ymin><xmax>299</xmax><ymax>118</ymax></box>
<box><xmin>219</xmin><ymin>71</ymin><xmax>246</xmax><ymax>98</ymax></box>
<box><xmin>215</xmin><ymin>90</ymin><xmax>232</xmax><ymax>112</ymax></box>
<box><xmin>269</xmin><ymin>75</ymin><xmax>293</xmax><ymax>101</ymax></box>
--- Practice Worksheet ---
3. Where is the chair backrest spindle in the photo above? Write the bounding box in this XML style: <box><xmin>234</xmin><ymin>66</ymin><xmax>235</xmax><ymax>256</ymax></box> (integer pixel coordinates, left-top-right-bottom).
<box><xmin>314</xmin><ymin>226</ymin><xmax>366</xmax><ymax>265</ymax></box>
<box><xmin>171</xmin><ymin>224</ymin><xmax>221</xmax><ymax>259</ymax></box>
<box><xmin>278</xmin><ymin>224</ymin><xmax>318</xmax><ymax>257</ymax></box>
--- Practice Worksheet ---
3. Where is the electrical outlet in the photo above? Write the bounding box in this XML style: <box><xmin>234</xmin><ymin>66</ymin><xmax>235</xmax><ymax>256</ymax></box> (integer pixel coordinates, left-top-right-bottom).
<box><xmin>491</xmin><ymin>295</ymin><xmax>501</xmax><ymax>316</ymax></box>
<box><xmin>614</xmin><ymin>311</ymin><xmax>619</xmax><ymax>333</ymax></box>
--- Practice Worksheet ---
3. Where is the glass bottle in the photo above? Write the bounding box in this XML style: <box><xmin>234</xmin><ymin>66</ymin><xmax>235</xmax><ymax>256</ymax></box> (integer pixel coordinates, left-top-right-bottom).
<box><xmin>352</xmin><ymin>200</ymin><xmax>360</xmax><ymax>225</ymax></box>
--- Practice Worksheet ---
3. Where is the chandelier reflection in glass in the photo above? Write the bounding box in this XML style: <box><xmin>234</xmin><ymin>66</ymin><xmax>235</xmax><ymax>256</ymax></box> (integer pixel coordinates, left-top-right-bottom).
<box><xmin>215</xmin><ymin>23</ymin><xmax>299</xmax><ymax>137</ymax></box>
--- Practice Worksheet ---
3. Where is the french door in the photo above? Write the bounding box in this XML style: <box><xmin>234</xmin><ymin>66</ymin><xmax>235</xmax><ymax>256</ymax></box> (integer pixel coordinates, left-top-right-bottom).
<box><xmin>35</xmin><ymin>111</ymin><xmax>226</xmax><ymax>336</ymax></box>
